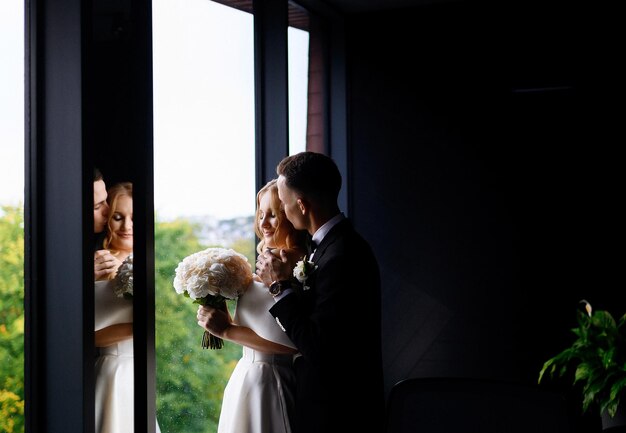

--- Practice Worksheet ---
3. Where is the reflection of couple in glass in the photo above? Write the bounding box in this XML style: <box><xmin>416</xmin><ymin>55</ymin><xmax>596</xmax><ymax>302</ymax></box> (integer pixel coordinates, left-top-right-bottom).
<box><xmin>197</xmin><ymin>152</ymin><xmax>385</xmax><ymax>433</ymax></box>
<box><xmin>92</xmin><ymin>171</ymin><xmax>161</xmax><ymax>433</ymax></box>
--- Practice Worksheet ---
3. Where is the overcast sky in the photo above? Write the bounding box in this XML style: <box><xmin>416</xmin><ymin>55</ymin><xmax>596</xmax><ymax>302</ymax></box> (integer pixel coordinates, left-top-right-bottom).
<box><xmin>0</xmin><ymin>0</ymin><xmax>24</xmax><ymax>210</ymax></box>
<box><xmin>0</xmin><ymin>0</ymin><xmax>308</xmax><ymax>221</ymax></box>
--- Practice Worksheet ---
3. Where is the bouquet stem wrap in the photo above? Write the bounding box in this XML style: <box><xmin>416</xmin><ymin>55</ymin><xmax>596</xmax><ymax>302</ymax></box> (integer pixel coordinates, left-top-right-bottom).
<box><xmin>198</xmin><ymin>295</ymin><xmax>227</xmax><ymax>349</ymax></box>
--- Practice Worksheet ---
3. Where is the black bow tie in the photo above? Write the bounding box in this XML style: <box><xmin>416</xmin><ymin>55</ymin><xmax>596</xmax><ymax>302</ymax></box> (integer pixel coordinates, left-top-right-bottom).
<box><xmin>310</xmin><ymin>240</ymin><xmax>318</xmax><ymax>251</ymax></box>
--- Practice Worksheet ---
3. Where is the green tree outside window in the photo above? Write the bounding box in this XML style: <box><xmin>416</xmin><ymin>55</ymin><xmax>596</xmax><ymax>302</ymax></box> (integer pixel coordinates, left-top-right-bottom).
<box><xmin>0</xmin><ymin>205</ymin><xmax>25</xmax><ymax>433</ymax></box>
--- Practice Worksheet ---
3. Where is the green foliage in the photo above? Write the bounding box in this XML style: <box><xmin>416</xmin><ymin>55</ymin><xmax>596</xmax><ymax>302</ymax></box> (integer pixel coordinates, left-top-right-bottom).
<box><xmin>538</xmin><ymin>301</ymin><xmax>626</xmax><ymax>417</ymax></box>
<box><xmin>154</xmin><ymin>218</ymin><xmax>255</xmax><ymax>432</ymax></box>
<box><xmin>0</xmin><ymin>205</ymin><xmax>25</xmax><ymax>433</ymax></box>
<box><xmin>0</xmin><ymin>390</ymin><xmax>24</xmax><ymax>433</ymax></box>
<box><xmin>228</xmin><ymin>236</ymin><xmax>256</xmax><ymax>272</ymax></box>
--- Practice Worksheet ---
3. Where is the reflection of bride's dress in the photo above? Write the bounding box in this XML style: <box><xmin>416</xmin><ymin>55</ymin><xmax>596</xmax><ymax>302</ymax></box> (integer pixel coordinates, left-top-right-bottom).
<box><xmin>94</xmin><ymin>280</ymin><xmax>161</xmax><ymax>433</ymax></box>
<box><xmin>218</xmin><ymin>280</ymin><xmax>297</xmax><ymax>433</ymax></box>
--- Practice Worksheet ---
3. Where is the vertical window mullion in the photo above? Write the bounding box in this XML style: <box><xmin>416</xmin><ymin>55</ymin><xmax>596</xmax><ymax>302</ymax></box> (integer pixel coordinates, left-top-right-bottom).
<box><xmin>254</xmin><ymin>0</ymin><xmax>289</xmax><ymax>188</ymax></box>
<box><xmin>25</xmin><ymin>0</ymin><xmax>94</xmax><ymax>432</ymax></box>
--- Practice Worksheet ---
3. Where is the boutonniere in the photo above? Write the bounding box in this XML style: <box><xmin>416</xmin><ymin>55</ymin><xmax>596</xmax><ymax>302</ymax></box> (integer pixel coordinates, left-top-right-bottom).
<box><xmin>293</xmin><ymin>256</ymin><xmax>317</xmax><ymax>291</ymax></box>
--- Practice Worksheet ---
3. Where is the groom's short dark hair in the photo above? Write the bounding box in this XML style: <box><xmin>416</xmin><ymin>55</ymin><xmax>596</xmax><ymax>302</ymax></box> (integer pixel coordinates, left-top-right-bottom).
<box><xmin>94</xmin><ymin>167</ymin><xmax>104</xmax><ymax>182</ymax></box>
<box><xmin>277</xmin><ymin>151</ymin><xmax>341</xmax><ymax>203</ymax></box>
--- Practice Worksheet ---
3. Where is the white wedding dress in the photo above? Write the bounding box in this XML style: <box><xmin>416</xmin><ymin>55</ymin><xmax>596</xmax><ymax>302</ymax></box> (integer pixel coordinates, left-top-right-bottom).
<box><xmin>94</xmin><ymin>280</ymin><xmax>161</xmax><ymax>433</ymax></box>
<box><xmin>217</xmin><ymin>280</ymin><xmax>297</xmax><ymax>433</ymax></box>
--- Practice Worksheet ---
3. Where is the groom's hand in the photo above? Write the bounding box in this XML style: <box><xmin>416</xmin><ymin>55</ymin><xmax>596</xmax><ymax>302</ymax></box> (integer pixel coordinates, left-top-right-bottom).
<box><xmin>94</xmin><ymin>249</ymin><xmax>122</xmax><ymax>280</ymax></box>
<box><xmin>197</xmin><ymin>305</ymin><xmax>230</xmax><ymax>338</ymax></box>
<box><xmin>255</xmin><ymin>249</ymin><xmax>291</xmax><ymax>286</ymax></box>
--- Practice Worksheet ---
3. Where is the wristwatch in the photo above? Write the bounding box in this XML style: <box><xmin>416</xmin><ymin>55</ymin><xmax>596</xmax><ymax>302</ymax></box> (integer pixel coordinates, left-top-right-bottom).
<box><xmin>269</xmin><ymin>280</ymin><xmax>291</xmax><ymax>297</ymax></box>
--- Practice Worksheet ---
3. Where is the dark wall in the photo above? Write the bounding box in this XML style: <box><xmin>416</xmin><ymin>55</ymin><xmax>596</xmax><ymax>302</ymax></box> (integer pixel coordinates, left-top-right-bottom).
<box><xmin>346</xmin><ymin>1</ymin><xmax>622</xmax><ymax>430</ymax></box>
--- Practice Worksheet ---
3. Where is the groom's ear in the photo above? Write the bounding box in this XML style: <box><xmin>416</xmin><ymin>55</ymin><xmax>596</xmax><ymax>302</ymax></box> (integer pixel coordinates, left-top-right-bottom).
<box><xmin>296</xmin><ymin>198</ymin><xmax>307</xmax><ymax>215</ymax></box>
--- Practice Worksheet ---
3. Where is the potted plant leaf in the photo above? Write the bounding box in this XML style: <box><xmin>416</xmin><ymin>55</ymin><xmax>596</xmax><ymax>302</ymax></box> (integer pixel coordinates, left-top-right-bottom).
<box><xmin>538</xmin><ymin>300</ymin><xmax>626</xmax><ymax>429</ymax></box>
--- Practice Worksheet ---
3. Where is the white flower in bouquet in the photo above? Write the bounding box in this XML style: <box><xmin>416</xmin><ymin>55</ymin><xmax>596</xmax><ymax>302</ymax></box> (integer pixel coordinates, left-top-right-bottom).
<box><xmin>293</xmin><ymin>256</ymin><xmax>316</xmax><ymax>291</ymax></box>
<box><xmin>114</xmin><ymin>254</ymin><xmax>134</xmax><ymax>299</ymax></box>
<box><xmin>173</xmin><ymin>247</ymin><xmax>253</xmax><ymax>349</ymax></box>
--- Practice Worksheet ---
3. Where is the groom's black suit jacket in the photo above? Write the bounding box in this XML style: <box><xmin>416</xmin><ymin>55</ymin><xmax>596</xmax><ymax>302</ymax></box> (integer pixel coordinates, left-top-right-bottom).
<box><xmin>270</xmin><ymin>218</ymin><xmax>385</xmax><ymax>433</ymax></box>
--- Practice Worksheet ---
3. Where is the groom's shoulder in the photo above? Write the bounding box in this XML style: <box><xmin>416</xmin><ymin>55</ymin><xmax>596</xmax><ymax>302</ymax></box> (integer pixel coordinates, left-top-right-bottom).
<box><xmin>343</xmin><ymin>219</ymin><xmax>372</xmax><ymax>244</ymax></box>
<box><xmin>335</xmin><ymin>222</ymin><xmax>376</xmax><ymax>257</ymax></box>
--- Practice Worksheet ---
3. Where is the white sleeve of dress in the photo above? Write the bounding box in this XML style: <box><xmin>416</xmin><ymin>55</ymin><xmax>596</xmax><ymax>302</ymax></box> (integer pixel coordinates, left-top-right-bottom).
<box><xmin>94</xmin><ymin>280</ymin><xmax>133</xmax><ymax>331</ymax></box>
<box><xmin>233</xmin><ymin>280</ymin><xmax>296</xmax><ymax>349</ymax></box>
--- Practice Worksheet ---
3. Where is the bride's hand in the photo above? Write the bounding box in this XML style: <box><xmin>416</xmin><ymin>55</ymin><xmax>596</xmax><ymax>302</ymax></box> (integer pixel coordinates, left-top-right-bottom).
<box><xmin>196</xmin><ymin>305</ymin><xmax>231</xmax><ymax>338</ymax></box>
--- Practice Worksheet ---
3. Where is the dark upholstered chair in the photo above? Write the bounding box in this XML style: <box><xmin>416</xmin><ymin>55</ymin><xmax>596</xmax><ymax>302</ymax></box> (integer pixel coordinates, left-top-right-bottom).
<box><xmin>385</xmin><ymin>377</ymin><xmax>572</xmax><ymax>433</ymax></box>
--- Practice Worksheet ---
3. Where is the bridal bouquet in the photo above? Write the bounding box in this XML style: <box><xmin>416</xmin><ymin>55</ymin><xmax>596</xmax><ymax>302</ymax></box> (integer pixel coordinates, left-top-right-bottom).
<box><xmin>114</xmin><ymin>254</ymin><xmax>133</xmax><ymax>299</ymax></box>
<box><xmin>173</xmin><ymin>247</ymin><xmax>253</xmax><ymax>349</ymax></box>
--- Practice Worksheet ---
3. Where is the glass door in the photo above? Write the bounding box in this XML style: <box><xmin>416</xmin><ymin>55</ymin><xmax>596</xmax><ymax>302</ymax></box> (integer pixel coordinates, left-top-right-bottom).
<box><xmin>152</xmin><ymin>1</ymin><xmax>256</xmax><ymax>430</ymax></box>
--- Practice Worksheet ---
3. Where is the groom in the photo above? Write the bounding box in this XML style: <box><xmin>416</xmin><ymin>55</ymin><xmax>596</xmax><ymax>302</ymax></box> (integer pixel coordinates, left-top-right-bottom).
<box><xmin>256</xmin><ymin>151</ymin><xmax>385</xmax><ymax>433</ymax></box>
<box><xmin>93</xmin><ymin>167</ymin><xmax>121</xmax><ymax>279</ymax></box>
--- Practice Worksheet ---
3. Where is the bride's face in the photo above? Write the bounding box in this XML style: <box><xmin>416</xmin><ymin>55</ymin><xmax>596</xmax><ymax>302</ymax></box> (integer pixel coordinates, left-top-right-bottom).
<box><xmin>109</xmin><ymin>194</ymin><xmax>133</xmax><ymax>252</ymax></box>
<box><xmin>258</xmin><ymin>191</ymin><xmax>282</xmax><ymax>248</ymax></box>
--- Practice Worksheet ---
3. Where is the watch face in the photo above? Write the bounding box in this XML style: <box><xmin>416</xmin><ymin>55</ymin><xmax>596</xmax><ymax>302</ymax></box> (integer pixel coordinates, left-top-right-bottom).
<box><xmin>270</xmin><ymin>282</ymin><xmax>282</xmax><ymax>296</ymax></box>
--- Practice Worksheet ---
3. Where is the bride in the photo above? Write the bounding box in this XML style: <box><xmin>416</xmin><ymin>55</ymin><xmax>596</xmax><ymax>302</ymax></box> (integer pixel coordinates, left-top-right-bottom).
<box><xmin>94</xmin><ymin>182</ymin><xmax>161</xmax><ymax>433</ymax></box>
<box><xmin>196</xmin><ymin>179</ymin><xmax>308</xmax><ymax>433</ymax></box>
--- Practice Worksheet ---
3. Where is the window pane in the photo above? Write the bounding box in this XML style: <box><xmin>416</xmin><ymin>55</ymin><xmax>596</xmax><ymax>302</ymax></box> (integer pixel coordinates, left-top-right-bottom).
<box><xmin>152</xmin><ymin>1</ymin><xmax>255</xmax><ymax>431</ymax></box>
<box><xmin>288</xmin><ymin>26</ymin><xmax>309</xmax><ymax>155</ymax></box>
<box><xmin>0</xmin><ymin>1</ymin><xmax>25</xmax><ymax>432</ymax></box>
